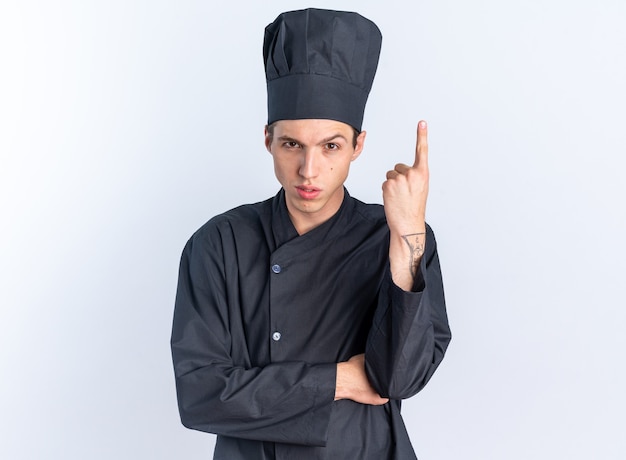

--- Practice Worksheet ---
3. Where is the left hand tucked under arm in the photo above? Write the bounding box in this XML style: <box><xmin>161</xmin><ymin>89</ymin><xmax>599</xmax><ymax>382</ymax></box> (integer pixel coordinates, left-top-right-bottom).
<box><xmin>382</xmin><ymin>120</ymin><xmax>430</xmax><ymax>291</ymax></box>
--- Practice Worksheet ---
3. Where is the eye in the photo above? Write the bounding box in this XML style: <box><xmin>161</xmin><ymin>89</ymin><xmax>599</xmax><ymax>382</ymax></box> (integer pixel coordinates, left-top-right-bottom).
<box><xmin>325</xmin><ymin>143</ymin><xmax>339</xmax><ymax>151</ymax></box>
<box><xmin>283</xmin><ymin>141</ymin><xmax>301</xmax><ymax>149</ymax></box>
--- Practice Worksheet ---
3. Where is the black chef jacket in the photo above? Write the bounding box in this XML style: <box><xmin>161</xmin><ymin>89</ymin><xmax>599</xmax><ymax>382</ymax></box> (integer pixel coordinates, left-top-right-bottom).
<box><xmin>171</xmin><ymin>188</ymin><xmax>451</xmax><ymax>460</ymax></box>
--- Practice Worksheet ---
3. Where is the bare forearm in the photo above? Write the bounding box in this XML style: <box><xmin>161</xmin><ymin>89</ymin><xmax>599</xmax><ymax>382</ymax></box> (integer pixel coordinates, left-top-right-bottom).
<box><xmin>389</xmin><ymin>229</ymin><xmax>426</xmax><ymax>291</ymax></box>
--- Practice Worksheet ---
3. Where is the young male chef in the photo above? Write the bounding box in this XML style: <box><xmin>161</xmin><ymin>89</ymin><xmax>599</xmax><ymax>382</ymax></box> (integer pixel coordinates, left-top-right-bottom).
<box><xmin>171</xmin><ymin>8</ymin><xmax>451</xmax><ymax>459</ymax></box>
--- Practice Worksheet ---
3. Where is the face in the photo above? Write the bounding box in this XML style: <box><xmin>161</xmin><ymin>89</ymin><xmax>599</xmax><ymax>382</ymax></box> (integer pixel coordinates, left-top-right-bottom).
<box><xmin>265</xmin><ymin>119</ymin><xmax>366</xmax><ymax>234</ymax></box>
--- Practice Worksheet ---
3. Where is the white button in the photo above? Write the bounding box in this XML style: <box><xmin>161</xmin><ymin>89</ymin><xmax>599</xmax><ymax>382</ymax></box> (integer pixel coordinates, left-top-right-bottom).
<box><xmin>271</xmin><ymin>264</ymin><xmax>281</xmax><ymax>274</ymax></box>
<box><xmin>272</xmin><ymin>331</ymin><xmax>282</xmax><ymax>341</ymax></box>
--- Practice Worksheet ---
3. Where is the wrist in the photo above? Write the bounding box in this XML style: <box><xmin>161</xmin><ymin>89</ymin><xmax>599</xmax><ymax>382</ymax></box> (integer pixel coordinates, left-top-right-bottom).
<box><xmin>388</xmin><ymin>221</ymin><xmax>425</xmax><ymax>239</ymax></box>
<box><xmin>335</xmin><ymin>362</ymin><xmax>348</xmax><ymax>401</ymax></box>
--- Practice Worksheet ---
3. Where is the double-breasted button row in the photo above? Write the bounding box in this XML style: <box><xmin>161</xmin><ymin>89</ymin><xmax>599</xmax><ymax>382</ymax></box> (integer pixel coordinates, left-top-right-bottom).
<box><xmin>270</xmin><ymin>263</ymin><xmax>283</xmax><ymax>343</ymax></box>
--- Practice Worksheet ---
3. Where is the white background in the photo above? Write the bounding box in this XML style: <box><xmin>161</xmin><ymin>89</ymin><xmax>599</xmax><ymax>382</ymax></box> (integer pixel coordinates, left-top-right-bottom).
<box><xmin>1</xmin><ymin>1</ymin><xmax>625</xmax><ymax>459</ymax></box>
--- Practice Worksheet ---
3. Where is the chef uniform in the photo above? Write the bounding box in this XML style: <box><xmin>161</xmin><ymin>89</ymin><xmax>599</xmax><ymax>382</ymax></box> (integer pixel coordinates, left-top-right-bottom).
<box><xmin>171</xmin><ymin>8</ymin><xmax>451</xmax><ymax>459</ymax></box>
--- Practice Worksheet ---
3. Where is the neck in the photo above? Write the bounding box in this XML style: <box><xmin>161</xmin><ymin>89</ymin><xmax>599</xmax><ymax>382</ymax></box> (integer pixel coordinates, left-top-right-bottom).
<box><xmin>287</xmin><ymin>188</ymin><xmax>345</xmax><ymax>235</ymax></box>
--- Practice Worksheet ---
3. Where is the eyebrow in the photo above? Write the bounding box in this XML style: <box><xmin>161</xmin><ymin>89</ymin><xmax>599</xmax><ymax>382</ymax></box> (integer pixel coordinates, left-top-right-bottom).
<box><xmin>276</xmin><ymin>133</ymin><xmax>347</xmax><ymax>146</ymax></box>
<box><xmin>319</xmin><ymin>134</ymin><xmax>348</xmax><ymax>145</ymax></box>
<box><xmin>277</xmin><ymin>135</ymin><xmax>301</xmax><ymax>143</ymax></box>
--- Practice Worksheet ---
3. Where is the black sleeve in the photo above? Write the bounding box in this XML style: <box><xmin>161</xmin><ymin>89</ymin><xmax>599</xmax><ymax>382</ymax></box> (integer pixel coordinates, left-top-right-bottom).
<box><xmin>170</xmin><ymin>228</ymin><xmax>336</xmax><ymax>446</ymax></box>
<box><xmin>364</xmin><ymin>225</ymin><xmax>451</xmax><ymax>399</ymax></box>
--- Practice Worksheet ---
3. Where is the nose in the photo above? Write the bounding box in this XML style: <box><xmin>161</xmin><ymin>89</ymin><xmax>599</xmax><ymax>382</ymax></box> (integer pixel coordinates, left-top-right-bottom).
<box><xmin>299</xmin><ymin>150</ymin><xmax>319</xmax><ymax>179</ymax></box>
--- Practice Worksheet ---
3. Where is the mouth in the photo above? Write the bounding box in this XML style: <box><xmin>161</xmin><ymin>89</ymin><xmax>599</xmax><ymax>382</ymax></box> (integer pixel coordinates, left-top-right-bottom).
<box><xmin>295</xmin><ymin>185</ymin><xmax>321</xmax><ymax>199</ymax></box>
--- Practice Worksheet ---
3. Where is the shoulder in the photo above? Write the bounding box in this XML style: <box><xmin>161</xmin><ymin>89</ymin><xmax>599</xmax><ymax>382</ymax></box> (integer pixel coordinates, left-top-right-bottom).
<box><xmin>187</xmin><ymin>197</ymin><xmax>273</xmax><ymax>248</ymax></box>
<box><xmin>349</xmin><ymin>196</ymin><xmax>386</xmax><ymax>226</ymax></box>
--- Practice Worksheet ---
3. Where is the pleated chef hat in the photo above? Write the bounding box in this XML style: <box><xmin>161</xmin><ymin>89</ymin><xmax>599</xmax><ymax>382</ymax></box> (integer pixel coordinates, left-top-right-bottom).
<box><xmin>263</xmin><ymin>8</ymin><xmax>382</xmax><ymax>131</ymax></box>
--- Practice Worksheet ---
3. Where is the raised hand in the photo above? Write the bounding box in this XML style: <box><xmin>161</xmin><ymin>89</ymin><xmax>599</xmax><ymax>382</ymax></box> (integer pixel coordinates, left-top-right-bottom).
<box><xmin>382</xmin><ymin>121</ymin><xmax>430</xmax><ymax>289</ymax></box>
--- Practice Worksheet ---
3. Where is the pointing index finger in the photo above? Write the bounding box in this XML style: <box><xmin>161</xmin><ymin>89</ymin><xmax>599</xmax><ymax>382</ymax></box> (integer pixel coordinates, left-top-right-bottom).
<box><xmin>414</xmin><ymin>120</ymin><xmax>428</xmax><ymax>168</ymax></box>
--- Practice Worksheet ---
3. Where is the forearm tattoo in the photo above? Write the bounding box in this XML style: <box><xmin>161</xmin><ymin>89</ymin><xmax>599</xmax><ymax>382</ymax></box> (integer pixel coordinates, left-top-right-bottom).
<box><xmin>401</xmin><ymin>232</ymin><xmax>425</xmax><ymax>279</ymax></box>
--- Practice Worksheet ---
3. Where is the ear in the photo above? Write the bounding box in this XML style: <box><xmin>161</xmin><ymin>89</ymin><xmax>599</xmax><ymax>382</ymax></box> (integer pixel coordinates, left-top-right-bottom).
<box><xmin>352</xmin><ymin>130</ymin><xmax>367</xmax><ymax>161</ymax></box>
<box><xmin>264</xmin><ymin>125</ymin><xmax>272</xmax><ymax>153</ymax></box>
